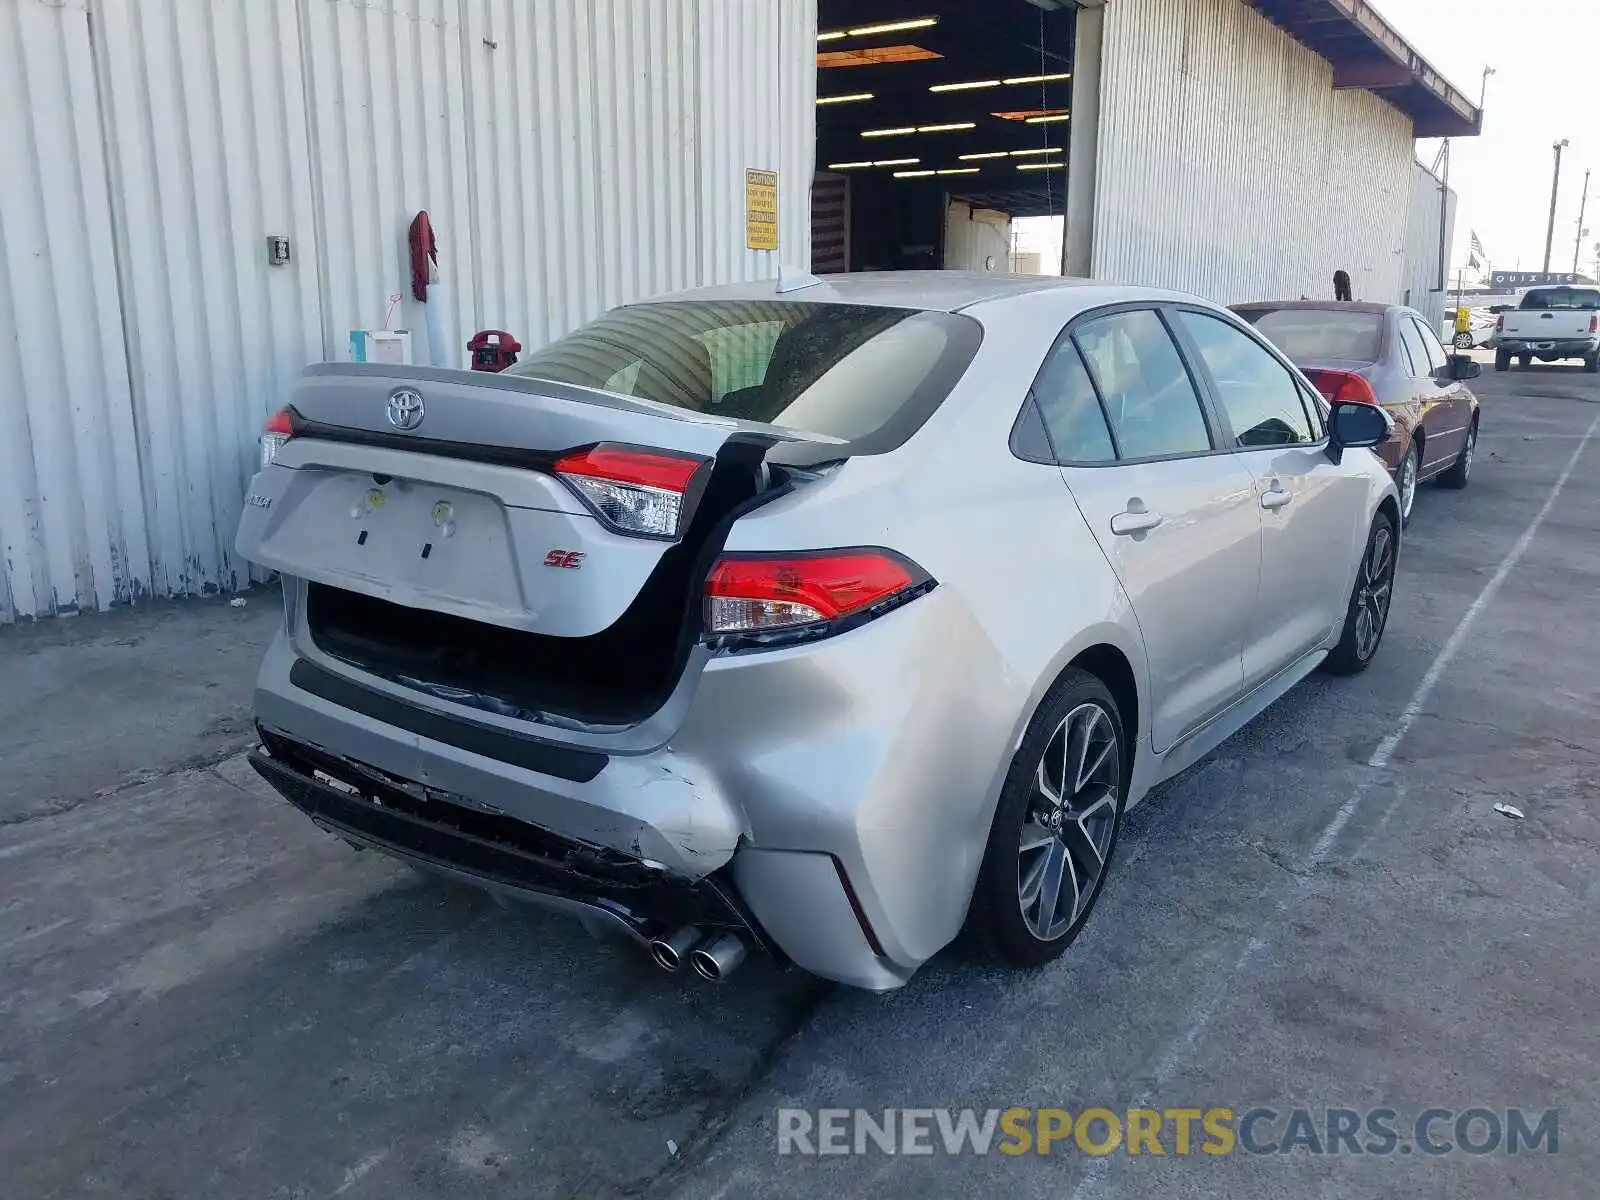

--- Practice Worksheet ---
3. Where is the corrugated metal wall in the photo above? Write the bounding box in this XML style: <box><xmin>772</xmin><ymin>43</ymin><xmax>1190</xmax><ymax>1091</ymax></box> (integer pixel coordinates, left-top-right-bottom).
<box><xmin>0</xmin><ymin>0</ymin><xmax>814</xmax><ymax>622</ymax></box>
<box><xmin>1401</xmin><ymin>159</ymin><xmax>1457</xmax><ymax>331</ymax></box>
<box><xmin>1092</xmin><ymin>0</ymin><xmax>1414</xmax><ymax>307</ymax></box>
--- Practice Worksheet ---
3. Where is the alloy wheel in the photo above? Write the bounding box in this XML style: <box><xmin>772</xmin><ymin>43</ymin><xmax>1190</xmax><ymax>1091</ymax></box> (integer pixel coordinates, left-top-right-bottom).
<box><xmin>1399</xmin><ymin>448</ymin><xmax>1418</xmax><ymax>522</ymax></box>
<box><xmin>1018</xmin><ymin>702</ymin><xmax>1120</xmax><ymax>941</ymax></box>
<box><xmin>1353</xmin><ymin>525</ymin><xmax>1395</xmax><ymax>661</ymax></box>
<box><xmin>1461</xmin><ymin>425</ymin><xmax>1476</xmax><ymax>481</ymax></box>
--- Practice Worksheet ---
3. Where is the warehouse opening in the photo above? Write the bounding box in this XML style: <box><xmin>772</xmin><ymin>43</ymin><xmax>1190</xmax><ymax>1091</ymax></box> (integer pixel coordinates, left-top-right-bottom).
<box><xmin>811</xmin><ymin>0</ymin><xmax>1077</xmax><ymax>276</ymax></box>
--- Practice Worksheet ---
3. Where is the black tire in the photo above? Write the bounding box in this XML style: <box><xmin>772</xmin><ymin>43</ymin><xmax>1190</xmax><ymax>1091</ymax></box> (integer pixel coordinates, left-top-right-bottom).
<box><xmin>1494</xmin><ymin>350</ymin><xmax>1510</xmax><ymax>372</ymax></box>
<box><xmin>1439</xmin><ymin>417</ymin><xmax>1477</xmax><ymax>489</ymax></box>
<box><xmin>1585</xmin><ymin>354</ymin><xmax>1600</xmax><ymax>374</ymax></box>
<box><xmin>967</xmin><ymin>669</ymin><xmax>1127</xmax><ymax>968</ymax></box>
<box><xmin>1519</xmin><ymin>355</ymin><xmax>1532</xmax><ymax>369</ymax></box>
<box><xmin>1322</xmin><ymin>511</ymin><xmax>1398</xmax><ymax>676</ymax></box>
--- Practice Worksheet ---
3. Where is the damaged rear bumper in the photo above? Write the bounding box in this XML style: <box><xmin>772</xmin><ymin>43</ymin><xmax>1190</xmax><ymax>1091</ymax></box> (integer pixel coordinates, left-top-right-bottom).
<box><xmin>249</xmin><ymin>730</ymin><xmax>764</xmax><ymax>947</ymax></box>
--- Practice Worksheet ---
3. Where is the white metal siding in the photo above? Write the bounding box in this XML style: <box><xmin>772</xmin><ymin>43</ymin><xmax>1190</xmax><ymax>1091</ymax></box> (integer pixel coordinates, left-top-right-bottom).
<box><xmin>0</xmin><ymin>0</ymin><xmax>148</xmax><ymax>621</ymax></box>
<box><xmin>943</xmin><ymin>201</ymin><xmax>1013</xmax><ymax>274</ymax></box>
<box><xmin>0</xmin><ymin>0</ymin><xmax>815</xmax><ymax>622</ymax></box>
<box><xmin>1093</xmin><ymin>0</ymin><xmax>1414</xmax><ymax>307</ymax></box>
<box><xmin>1401</xmin><ymin>160</ymin><xmax>1456</xmax><ymax>330</ymax></box>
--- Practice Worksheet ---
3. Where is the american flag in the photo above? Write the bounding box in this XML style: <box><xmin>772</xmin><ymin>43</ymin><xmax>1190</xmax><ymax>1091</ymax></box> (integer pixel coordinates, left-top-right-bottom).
<box><xmin>1470</xmin><ymin>230</ymin><xmax>1487</xmax><ymax>261</ymax></box>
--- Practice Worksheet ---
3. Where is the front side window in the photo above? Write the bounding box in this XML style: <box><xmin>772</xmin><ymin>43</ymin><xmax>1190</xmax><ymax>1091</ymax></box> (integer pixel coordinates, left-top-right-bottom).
<box><xmin>1410</xmin><ymin>318</ymin><xmax>1450</xmax><ymax>374</ymax></box>
<box><xmin>509</xmin><ymin>300</ymin><xmax>982</xmax><ymax>450</ymax></box>
<box><xmin>1397</xmin><ymin>318</ymin><xmax>1431</xmax><ymax>380</ymax></box>
<box><xmin>1073</xmin><ymin>310</ymin><xmax>1213</xmax><ymax>460</ymax></box>
<box><xmin>1176</xmin><ymin>310</ymin><xmax>1316</xmax><ymax>447</ymax></box>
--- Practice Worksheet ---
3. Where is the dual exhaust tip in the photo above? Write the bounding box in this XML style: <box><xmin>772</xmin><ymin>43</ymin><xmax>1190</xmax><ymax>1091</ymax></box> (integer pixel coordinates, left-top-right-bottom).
<box><xmin>647</xmin><ymin>926</ymin><xmax>747</xmax><ymax>981</ymax></box>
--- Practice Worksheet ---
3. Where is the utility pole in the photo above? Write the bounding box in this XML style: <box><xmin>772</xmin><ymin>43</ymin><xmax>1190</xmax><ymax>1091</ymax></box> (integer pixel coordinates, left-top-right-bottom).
<box><xmin>1544</xmin><ymin>139</ymin><xmax>1570</xmax><ymax>275</ymax></box>
<box><xmin>1479</xmin><ymin>65</ymin><xmax>1496</xmax><ymax>112</ymax></box>
<box><xmin>1575</xmin><ymin>168</ymin><xmax>1591</xmax><ymax>277</ymax></box>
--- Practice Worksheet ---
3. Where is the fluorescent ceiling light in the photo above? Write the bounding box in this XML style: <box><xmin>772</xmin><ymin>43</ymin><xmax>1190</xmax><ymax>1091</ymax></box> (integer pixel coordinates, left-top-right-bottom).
<box><xmin>1011</xmin><ymin>146</ymin><xmax>1063</xmax><ymax>156</ymax></box>
<box><xmin>937</xmin><ymin>168</ymin><xmax>980</xmax><ymax>176</ymax></box>
<box><xmin>872</xmin><ymin>157</ymin><xmax>920</xmax><ymax>166</ymax></box>
<box><xmin>817</xmin><ymin>31</ymin><xmax>847</xmax><ymax>42</ymax></box>
<box><xmin>848</xmin><ymin>17</ymin><xmax>938</xmax><ymax>36</ymax></box>
<box><xmin>1003</xmin><ymin>72</ymin><xmax>1072</xmax><ymax>85</ymax></box>
<box><xmin>959</xmin><ymin>151</ymin><xmax>1011</xmax><ymax>160</ymax></box>
<box><xmin>917</xmin><ymin>122</ymin><xmax>976</xmax><ymax>133</ymax></box>
<box><xmin>1017</xmin><ymin>161</ymin><xmax>1064</xmax><ymax>171</ymax></box>
<box><xmin>1026</xmin><ymin>113</ymin><xmax>1071</xmax><ymax>124</ymax></box>
<box><xmin>827</xmin><ymin>161</ymin><xmax>875</xmax><ymax>169</ymax></box>
<box><xmin>894</xmin><ymin>169</ymin><xmax>936</xmax><ymax>178</ymax></box>
<box><xmin>930</xmin><ymin>80</ymin><xmax>1001</xmax><ymax>93</ymax></box>
<box><xmin>817</xmin><ymin>92</ymin><xmax>874</xmax><ymax>105</ymax></box>
<box><xmin>861</xmin><ymin>126</ymin><xmax>918</xmax><ymax>138</ymax></box>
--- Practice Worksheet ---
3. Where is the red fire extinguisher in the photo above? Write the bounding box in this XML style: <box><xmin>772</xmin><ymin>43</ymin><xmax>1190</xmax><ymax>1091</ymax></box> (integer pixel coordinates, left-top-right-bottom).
<box><xmin>467</xmin><ymin>329</ymin><xmax>522</xmax><ymax>372</ymax></box>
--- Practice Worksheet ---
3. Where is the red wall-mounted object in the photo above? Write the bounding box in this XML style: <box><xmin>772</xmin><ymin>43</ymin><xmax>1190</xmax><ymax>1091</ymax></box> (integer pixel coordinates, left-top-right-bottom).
<box><xmin>467</xmin><ymin>329</ymin><xmax>522</xmax><ymax>372</ymax></box>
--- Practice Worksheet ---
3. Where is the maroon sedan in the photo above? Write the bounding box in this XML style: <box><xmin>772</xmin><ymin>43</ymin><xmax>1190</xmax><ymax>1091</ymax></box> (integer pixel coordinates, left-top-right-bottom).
<box><xmin>1232</xmin><ymin>301</ymin><xmax>1481</xmax><ymax>526</ymax></box>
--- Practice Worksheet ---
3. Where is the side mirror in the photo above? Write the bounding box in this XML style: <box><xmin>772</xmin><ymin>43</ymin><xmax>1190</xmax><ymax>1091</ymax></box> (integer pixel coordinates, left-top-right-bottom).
<box><xmin>1326</xmin><ymin>401</ymin><xmax>1391</xmax><ymax>464</ymax></box>
<box><xmin>1450</xmin><ymin>355</ymin><xmax>1482</xmax><ymax>381</ymax></box>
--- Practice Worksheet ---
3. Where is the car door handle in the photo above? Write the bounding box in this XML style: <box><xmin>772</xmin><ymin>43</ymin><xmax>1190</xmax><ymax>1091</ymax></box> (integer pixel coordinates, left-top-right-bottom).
<box><xmin>1110</xmin><ymin>510</ymin><xmax>1163</xmax><ymax>536</ymax></box>
<box><xmin>1260</xmin><ymin>488</ymin><xmax>1293</xmax><ymax>511</ymax></box>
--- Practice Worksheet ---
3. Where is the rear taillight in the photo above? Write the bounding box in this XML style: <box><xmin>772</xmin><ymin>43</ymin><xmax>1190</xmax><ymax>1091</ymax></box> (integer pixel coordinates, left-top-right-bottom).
<box><xmin>1496</xmin><ymin>315</ymin><xmax>1505</xmax><ymax>331</ymax></box>
<box><xmin>703</xmin><ymin>549</ymin><xmax>934</xmax><ymax>645</ymax></box>
<box><xmin>259</xmin><ymin>406</ymin><xmax>293</xmax><ymax>470</ymax></box>
<box><xmin>1302</xmin><ymin>369</ymin><xmax>1380</xmax><ymax>407</ymax></box>
<box><xmin>554</xmin><ymin>443</ymin><xmax>709</xmax><ymax>539</ymax></box>
<box><xmin>1589</xmin><ymin>314</ymin><xmax>1597</xmax><ymax>334</ymax></box>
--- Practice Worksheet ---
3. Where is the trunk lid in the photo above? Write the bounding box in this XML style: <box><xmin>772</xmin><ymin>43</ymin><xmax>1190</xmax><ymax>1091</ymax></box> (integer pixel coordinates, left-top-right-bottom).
<box><xmin>237</xmin><ymin>364</ymin><xmax>839</xmax><ymax>639</ymax></box>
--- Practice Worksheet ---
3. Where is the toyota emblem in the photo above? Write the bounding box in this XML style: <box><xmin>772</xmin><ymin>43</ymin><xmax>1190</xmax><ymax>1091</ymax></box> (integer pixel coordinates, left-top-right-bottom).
<box><xmin>386</xmin><ymin>388</ymin><xmax>425</xmax><ymax>431</ymax></box>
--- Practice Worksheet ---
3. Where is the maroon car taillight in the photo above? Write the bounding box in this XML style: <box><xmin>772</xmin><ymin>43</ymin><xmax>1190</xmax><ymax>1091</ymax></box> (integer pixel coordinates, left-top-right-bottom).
<box><xmin>703</xmin><ymin>548</ymin><xmax>934</xmax><ymax>646</ymax></box>
<box><xmin>1496</xmin><ymin>314</ymin><xmax>1505</xmax><ymax>332</ymax></box>
<box><xmin>1302</xmin><ymin>369</ymin><xmax>1380</xmax><ymax>407</ymax></box>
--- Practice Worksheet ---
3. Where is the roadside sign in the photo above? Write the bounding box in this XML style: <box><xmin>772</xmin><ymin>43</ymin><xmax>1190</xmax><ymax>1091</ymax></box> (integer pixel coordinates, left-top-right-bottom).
<box><xmin>745</xmin><ymin>168</ymin><xmax>779</xmax><ymax>251</ymax></box>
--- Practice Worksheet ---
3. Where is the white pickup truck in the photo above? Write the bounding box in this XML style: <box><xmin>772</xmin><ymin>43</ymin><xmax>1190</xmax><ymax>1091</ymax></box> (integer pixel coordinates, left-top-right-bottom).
<box><xmin>1492</xmin><ymin>285</ymin><xmax>1600</xmax><ymax>372</ymax></box>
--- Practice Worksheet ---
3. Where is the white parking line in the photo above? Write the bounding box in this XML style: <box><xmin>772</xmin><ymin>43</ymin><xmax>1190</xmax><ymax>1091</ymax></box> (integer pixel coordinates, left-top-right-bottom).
<box><xmin>1369</xmin><ymin>408</ymin><xmax>1600</xmax><ymax>770</ymax></box>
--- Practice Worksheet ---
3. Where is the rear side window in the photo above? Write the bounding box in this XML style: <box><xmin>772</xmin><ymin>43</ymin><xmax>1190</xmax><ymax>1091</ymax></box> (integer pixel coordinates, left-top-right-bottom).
<box><xmin>1031</xmin><ymin>338</ymin><xmax>1117</xmax><ymax>464</ymax></box>
<box><xmin>1074</xmin><ymin>310</ymin><xmax>1214</xmax><ymax>460</ymax></box>
<box><xmin>1236</xmin><ymin>307</ymin><xmax>1383</xmax><ymax>364</ymax></box>
<box><xmin>509</xmin><ymin>301</ymin><xmax>982</xmax><ymax>452</ymax></box>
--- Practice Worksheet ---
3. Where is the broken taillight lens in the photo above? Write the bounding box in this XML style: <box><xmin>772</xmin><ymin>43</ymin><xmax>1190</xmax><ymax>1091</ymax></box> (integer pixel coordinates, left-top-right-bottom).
<box><xmin>259</xmin><ymin>406</ymin><xmax>294</xmax><ymax>470</ymax></box>
<box><xmin>704</xmin><ymin>549</ymin><xmax>933</xmax><ymax>644</ymax></box>
<box><xmin>554</xmin><ymin>444</ymin><xmax>709</xmax><ymax>539</ymax></box>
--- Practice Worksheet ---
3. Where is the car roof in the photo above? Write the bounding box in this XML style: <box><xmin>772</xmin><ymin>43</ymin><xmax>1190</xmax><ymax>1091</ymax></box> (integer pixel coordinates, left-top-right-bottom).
<box><xmin>1232</xmin><ymin>300</ymin><xmax>1394</xmax><ymax>316</ymax></box>
<box><xmin>643</xmin><ymin>270</ymin><xmax>1210</xmax><ymax>315</ymax></box>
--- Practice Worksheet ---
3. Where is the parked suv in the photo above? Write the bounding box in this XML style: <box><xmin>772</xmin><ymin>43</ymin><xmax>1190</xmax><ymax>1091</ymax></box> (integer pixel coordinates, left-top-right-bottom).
<box><xmin>238</xmin><ymin>274</ymin><xmax>1398</xmax><ymax>991</ymax></box>
<box><xmin>1491</xmin><ymin>285</ymin><xmax>1600</xmax><ymax>371</ymax></box>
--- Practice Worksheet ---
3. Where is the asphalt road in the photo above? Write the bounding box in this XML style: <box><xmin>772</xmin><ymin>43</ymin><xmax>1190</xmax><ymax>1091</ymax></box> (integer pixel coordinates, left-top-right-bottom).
<box><xmin>2</xmin><ymin>362</ymin><xmax>1596</xmax><ymax>1199</ymax></box>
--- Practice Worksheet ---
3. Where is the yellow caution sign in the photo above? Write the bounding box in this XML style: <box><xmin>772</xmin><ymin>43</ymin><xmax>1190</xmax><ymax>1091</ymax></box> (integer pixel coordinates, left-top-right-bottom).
<box><xmin>745</xmin><ymin>168</ymin><xmax>779</xmax><ymax>252</ymax></box>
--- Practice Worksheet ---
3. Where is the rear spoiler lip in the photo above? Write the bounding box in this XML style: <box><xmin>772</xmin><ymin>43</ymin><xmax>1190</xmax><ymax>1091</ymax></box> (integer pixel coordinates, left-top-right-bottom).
<box><xmin>283</xmin><ymin>406</ymin><xmax>851</xmax><ymax>480</ymax></box>
<box><xmin>297</xmin><ymin>361</ymin><xmax>849</xmax><ymax>449</ymax></box>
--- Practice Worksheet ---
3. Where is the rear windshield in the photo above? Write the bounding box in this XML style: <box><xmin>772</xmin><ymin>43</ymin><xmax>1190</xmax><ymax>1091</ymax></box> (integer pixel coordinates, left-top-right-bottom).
<box><xmin>1234</xmin><ymin>307</ymin><xmax>1384</xmax><ymax>364</ymax></box>
<box><xmin>508</xmin><ymin>300</ymin><xmax>982</xmax><ymax>452</ymax></box>
<box><xmin>1518</xmin><ymin>288</ymin><xmax>1600</xmax><ymax>310</ymax></box>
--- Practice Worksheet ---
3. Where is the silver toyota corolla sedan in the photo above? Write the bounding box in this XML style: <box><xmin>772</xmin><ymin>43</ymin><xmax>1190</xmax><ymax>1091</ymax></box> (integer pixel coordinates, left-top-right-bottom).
<box><xmin>237</xmin><ymin>273</ymin><xmax>1398</xmax><ymax>991</ymax></box>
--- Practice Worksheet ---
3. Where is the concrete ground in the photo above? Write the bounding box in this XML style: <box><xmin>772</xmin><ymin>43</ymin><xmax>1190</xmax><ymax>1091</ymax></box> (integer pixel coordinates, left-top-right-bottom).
<box><xmin>2</xmin><ymin>362</ymin><xmax>1596</xmax><ymax>1198</ymax></box>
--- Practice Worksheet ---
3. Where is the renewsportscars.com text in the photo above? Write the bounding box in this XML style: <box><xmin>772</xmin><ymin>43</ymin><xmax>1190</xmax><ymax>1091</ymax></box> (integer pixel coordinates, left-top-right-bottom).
<box><xmin>776</xmin><ymin>1106</ymin><xmax>1559</xmax><ymax>1157</ymax></box>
